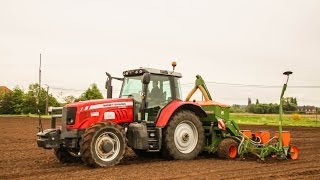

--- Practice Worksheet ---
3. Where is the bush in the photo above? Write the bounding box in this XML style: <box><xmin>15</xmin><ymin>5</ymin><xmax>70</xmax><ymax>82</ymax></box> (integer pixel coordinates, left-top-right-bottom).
<box><xmin>292</xmin><ymin>113</ymin><xmax>301</xmax><ymax>121</ymax></box>
<box><xmin>0</xmin><ymin>84</ymin><xmax>60</xmax><ymax>115</ymax></box>
<box><xmin>246</xmin><ymin>103</ymin><xmax>279</xmax><ymax>114</ymax></box>
<box><xmin>230</xmin><ymin>104</ymin><xmax>246</xmax><ymax>113</ymax></box>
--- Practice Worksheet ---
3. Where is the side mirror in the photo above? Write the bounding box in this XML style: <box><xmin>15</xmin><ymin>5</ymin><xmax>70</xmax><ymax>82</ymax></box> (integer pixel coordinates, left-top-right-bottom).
<box><xmin>105</xmin><ymin>72</ymin><xmax>112</xmax><ymax>89</ymax></box>
<box><xmin>105</xmin><ymin>72</ymin><xmax>113</xmax><ymax>98</ymax></box>
<box><xmin>142</xmin><ymin>73</ymin><xmax>151</xmax><ymax>84</ymax></box>
<box><xmin>106</xmin><ymin>78</ymin><xmax>113</xmax><ymax>98</ymax></box>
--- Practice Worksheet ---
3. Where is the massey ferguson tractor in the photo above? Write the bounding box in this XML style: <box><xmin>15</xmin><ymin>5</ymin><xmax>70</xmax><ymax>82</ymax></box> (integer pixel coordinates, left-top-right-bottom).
<box><xmin>37</xmin><ymin>63</ymin><xmax>298</xmax><ymax>167</ymax></box>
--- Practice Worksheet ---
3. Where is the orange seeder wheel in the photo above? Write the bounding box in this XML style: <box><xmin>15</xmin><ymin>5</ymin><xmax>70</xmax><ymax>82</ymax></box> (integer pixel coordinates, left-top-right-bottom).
<box><xmin>229</xmin><ymin>145</ymin><xmax>238</xmax><ymax>159</ymax></box>
<box><xmin>288</xmin><ymin>146</ymin><xmax>299</xmax><ymax>160</ymax></box>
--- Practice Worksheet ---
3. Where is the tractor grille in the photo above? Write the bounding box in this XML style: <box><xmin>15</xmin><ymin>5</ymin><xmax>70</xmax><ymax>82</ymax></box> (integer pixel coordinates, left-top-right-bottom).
<box><xmin>66</xmin><ymin>107</ymin><xmax>77</xmax><ymax>125</ymax></box>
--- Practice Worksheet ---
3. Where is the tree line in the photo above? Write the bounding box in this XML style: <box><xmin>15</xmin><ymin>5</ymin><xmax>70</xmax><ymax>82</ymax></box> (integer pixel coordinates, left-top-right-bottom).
<box><xmin>0</xmin><ymin>83</ymin><xmax>103</xmax><ymax>115</ymax></box>
<box><xmin>230</xmin><ymin>97</ymin><xmax>299</xmax><ymax>114</ymax></box>
<box><xmin>1</xmin><ymin>84</ymin><xmax>317</xmax><ymax>115</ymax></box>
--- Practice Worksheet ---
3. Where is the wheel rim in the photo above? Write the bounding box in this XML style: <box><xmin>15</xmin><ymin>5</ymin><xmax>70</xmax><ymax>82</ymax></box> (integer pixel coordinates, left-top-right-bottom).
<box><xmin>229</xmin><ymin>145</ymin><xmax>237</xmax><ymax>159</ymax></box>
<box><xmin>95</xmin><ymin>132</ymin><xmax>120</xmax><ymax>162</ymax></box>
<box><xmin>174</xmin><ymin>120</ymin><xmax>198</xmax><ymax>154</ymax></box>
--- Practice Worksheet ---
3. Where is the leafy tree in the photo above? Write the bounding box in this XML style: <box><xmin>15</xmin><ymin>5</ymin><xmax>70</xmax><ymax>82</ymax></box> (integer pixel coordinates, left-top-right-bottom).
<box><xmin>245</xmin><ymin>97</ymin><xmax>298</xmax><ymax>114</ymax></box>
<box><xmin>248</xmin><ymin>98</ymin><xmax>252</xmax><ymax>105</ymax></box>
<box><xmin>23</xmin><ymin>84</ymin><xmax>60</xmax><ymax>114</ymax></box>
<box><xmin>0</xmin><ymin>91</ymin><xmax>13</xmax><ymax>114</ymax></box>
<box><xmin>0</xmin><ymin>84</ymin><xmax>60</xmax><ymax>115</ymax></box>
<box><xmin>230</xmin><ymin>104</ymin><xmax>246</xmax><ymax>113</ymax></box>
<box><xmin>23</xmin><ymin>84</ymin><xmax>40</xmax><ymax>114</ymax></box>
<box><xmin>283</xmin><ymin>97</ymin><xmax>297</xmax><ymax>112</ymax></box>
<box><xmin>247</xmin><ymin>103</ymin><xmax>280</xmax><ymax>114</ymax></box>
<box><xmin>64</xmin><ymin>95</ymin><xmax>76</xmax><ymax>104</ymax></box>
<box><xmin>11</xmin><ymin>87</ymin><xmax>25</xmax><ymax>114</ymax></box>
<box><xmin>246</xmin><ymin>104</ymin><xmax>254</xmax><ymax>113</ymax></box>
<box><xmin>48</xmin><ymin>93</ymin><xmax>60</xmax><ymax>109</ymax></box>
<box><xmin>79</xmin><ymin>84</ymin><xmax>103</xmax><ymax>101</ymax></box>
<box><xmin>292</xmin><ymin>97</ymin><xmax>298</xmax><ymax>105</ymax></box>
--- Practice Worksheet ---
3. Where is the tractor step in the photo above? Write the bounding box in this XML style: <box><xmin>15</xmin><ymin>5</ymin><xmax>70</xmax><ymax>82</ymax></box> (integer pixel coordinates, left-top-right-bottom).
<box><xmin>145</xmin><ymin>122</ymin><xmax>162</xmax><ymax>152</ymax></box>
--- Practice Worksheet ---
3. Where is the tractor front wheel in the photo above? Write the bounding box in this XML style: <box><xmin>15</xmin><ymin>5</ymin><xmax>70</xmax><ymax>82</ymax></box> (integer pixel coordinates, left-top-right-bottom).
<box><xmin>80</xmin><ymin>122</ymin><xmax>126</xmax><ymax>167</ymax></box>
<box><xmin>162</xmin><ymin>110</ymin><xmax>204</xmax><ymax>160</ymax></box>
<box><xmin>217</xmin><ymin>138</ymin><xmax>239</xmax><ymax>159</ymax></box>
<box><xmin>54</xmin><ymin>148</ymin><xmax>82</xmax><ymax>163</ymax></box>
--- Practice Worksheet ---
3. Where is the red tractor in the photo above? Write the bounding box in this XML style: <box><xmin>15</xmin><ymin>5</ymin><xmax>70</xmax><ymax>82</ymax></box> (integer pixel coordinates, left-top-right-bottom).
<box><xmin>37</xmin><ymin>63</ymin><xmax>211</xmax><ymax>167</ymax></box>
<box><xmin>37</xmin><ymin>63</ymin><xmax>298</xmax><ymax>167</ymax></box>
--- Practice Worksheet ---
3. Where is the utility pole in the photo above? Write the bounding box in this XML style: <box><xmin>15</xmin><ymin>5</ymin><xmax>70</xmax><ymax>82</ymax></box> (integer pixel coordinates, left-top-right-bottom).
<box><xmin>45</xmin><ymin>84</ymin><xmax>49</xmax><ymax>115</ymax></box>
<box><xmin>316</xmin><ymin>108</ymin><xmax>318</xmax><ymax>125</ymax></box>
<box><xmin>38</xmin><ymin>53</ymin><xmax>43</xmax><ymax>132</ymax></box>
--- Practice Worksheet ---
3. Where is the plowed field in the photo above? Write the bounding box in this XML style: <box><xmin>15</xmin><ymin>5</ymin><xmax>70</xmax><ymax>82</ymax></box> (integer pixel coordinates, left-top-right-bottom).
<box><xmin>0</xmin><ymin>117</ymin><xmax>319</xmax><ymax>179</ymax></box>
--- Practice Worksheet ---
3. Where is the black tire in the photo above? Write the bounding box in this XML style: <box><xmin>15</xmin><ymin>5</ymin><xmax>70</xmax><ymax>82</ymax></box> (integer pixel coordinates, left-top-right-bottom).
<box><xmin>54</xmin><ymin>148</ymin><xmax>82</xmax><ymax>163</ymax></box>
<box><xmin>80</xmin><ymin>122</ymin><xmax>126</xmax><ymax>167</ymax></box>
<box><xmin>217</xmin><ymin>138</ymin><xmax>239</xmax><ymax>159</ymax></box>
<box><xmin>162</xmin><ymin>110</ymin><xmax>204</xmax><ymax>160</ymax></box>
<box><xmin>133</xmin><ymin>149</ymin><xmax>160</xmax><ymax>159</ymax></box>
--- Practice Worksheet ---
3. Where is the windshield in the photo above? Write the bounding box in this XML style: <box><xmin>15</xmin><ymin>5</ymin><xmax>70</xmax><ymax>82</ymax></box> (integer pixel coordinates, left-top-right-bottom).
<box><xmin>120</xmin><ymin>76</ymin><xmax>143</xmax><ymax>101</ymax></box>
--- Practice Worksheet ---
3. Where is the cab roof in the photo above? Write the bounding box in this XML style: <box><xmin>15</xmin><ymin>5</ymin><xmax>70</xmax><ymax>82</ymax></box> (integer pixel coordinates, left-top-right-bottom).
<box><xmin>123</xmin><ymin>67</ymin><xmax>182</xmax><ymax>78</ymax></box>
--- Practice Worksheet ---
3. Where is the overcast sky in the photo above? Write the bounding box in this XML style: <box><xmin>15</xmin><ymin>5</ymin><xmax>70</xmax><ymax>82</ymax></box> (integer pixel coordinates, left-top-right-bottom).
<box><xmin>1</xmin><ymin>0</ymin><xmax>319</xmax><ymax>106</ymax></box>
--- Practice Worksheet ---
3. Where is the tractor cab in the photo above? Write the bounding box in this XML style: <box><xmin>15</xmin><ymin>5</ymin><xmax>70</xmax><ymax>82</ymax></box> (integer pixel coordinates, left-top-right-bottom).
<box><xmin>108</xmin><ymin>67</ymin><xmax>183</xmax><ymax>122</ymax></box>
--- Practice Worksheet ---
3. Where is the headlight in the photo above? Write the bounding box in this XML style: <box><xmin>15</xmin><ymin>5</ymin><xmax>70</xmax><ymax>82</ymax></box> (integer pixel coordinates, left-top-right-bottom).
<box><xmin>66</xmin><ymin>107</ymin><xmax>77</xmax><ymax>125</ymax></box>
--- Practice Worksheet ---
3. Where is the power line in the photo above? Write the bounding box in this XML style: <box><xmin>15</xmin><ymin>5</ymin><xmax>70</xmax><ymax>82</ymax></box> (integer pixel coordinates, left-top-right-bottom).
<box><xmin>182</xmin><ymin>82</ymin><xmax>320</xmax><ymax>89</ymax></box>
<box><xmin>47</xmin><ymin>80</ymin><xmax>320</xmax><ymax>94</ymax></box>
<box><xmin>49</xmin><ymin>86</ymin><xmax>121</xmax><ymax>92</ymax></box>
<box><xmin>50</xmin><ymin>86</ymin><xmax>85</xmax><ymax>92</ymax></box>
<box><xmin>206</xmin><ymin>81</ymin><xmax>280</xmax><ymax>88</ymax></box>
<box><xmin>205</xmin><ymin>81</ymin><xmax>320</xmax><ymax>88</ymax></box>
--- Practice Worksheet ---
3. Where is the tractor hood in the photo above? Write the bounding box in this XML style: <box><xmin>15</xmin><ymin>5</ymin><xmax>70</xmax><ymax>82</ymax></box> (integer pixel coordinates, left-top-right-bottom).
<box><xmin>65</xmin><ymin>98</ymin><xmax>134</xmax><ymax>110</ymax></box>
<box><xmin>65</xmin><ymin>98</ymin><xmax>134</xmax><ymax>129</ymax></box>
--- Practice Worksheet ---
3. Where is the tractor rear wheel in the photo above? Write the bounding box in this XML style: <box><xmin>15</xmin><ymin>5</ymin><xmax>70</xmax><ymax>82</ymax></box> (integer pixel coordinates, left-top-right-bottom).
<box><xmin>217</xmin><ymin>138</ymin><xmax>239</xmax><ymax>159</ymax></box>
<box><xmin>54</xmin><ymin>147</ymin><xmax>81</xmax><ymax>163</ymax></box>
<box><xmin>80</xmin><ymin>122</ymin><xmax>126</xmax><ymax>167</ymax></box>
<box><xmin>162</xmin><ymin>110</ymin><xmax>204</xmax><ymax>160</ymax></box>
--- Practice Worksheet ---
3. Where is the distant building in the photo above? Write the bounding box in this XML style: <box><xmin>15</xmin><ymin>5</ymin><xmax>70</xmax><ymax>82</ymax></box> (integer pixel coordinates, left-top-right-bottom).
<box><xmin>297</xmin><ymin>106</ymin><xmax>317</xmax><ymax>114</ymax></box>
<box><xmin>0</xmin><ymin>86</ymin><xmax>11</xmax><ymax>94</ymax></box>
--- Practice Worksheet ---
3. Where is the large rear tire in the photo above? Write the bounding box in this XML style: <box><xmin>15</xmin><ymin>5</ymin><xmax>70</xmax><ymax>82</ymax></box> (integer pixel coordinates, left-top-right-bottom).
<box><xmin>217</xmin><ymin>138</ymin><xmax>239</xmax><ymax>159</ymax></box>
<box><xmin>80</xmin><ymin>122</ymin><xmax>126</xmax><ymax>167</ymax></box>
<box><xmin>54</xmin><ymin>148</ymin><xmax>81</xmax><ymax>163</ymax></box>
<box><xmin>162</xmin><ymin>110</ymin><xmax>204</xmax><ymax>160</ymax></box>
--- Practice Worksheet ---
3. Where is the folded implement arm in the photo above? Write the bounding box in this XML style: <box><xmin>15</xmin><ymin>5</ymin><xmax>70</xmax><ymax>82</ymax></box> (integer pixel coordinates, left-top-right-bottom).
<box><xmin>185</xmin><ymin>75</ymin><xmax>212</xmax><ymax>101</ymax></box>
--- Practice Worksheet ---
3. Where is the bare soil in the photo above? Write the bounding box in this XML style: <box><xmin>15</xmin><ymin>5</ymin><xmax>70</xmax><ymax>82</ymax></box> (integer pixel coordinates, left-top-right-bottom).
<box><xmin>0</xmin><ymin>117</ymin><xmax>319</xmax><ymax>179</ymax></box>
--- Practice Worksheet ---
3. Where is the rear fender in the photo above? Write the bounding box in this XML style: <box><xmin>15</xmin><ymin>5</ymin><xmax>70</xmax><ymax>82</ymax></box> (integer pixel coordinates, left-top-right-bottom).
<box><xmin>156</xmin><ymin>100</ymin><xmax>207</xmax><ymax>127</ymax></box>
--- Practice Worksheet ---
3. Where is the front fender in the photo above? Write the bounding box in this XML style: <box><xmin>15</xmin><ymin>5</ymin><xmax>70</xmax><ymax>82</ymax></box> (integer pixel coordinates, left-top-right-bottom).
<box><xmin>156</xmin><ymin>100</ymin><xmax>207</xmax><ymax>127</ymax></box>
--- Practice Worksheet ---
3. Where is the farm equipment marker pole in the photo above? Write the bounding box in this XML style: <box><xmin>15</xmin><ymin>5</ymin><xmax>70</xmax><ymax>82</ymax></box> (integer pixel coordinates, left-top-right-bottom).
<box><xmin>279</xmin><ymin>71</ymin><xmax>292</xmax><ymax>150</ymax></box>
<box><xmin>38</xmin><ymin>54</ymin><xmax>43</xmax><ymax>132</ymax></box>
